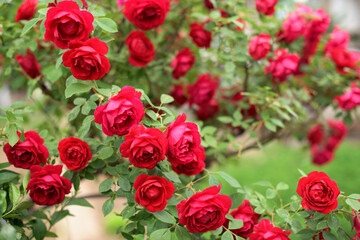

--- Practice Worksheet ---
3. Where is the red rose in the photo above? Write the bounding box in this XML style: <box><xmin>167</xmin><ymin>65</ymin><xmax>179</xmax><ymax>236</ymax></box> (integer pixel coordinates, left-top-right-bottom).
<box><xmin>224</xmin><ymin>199</ymin><xmax>260</xmax><ymax>238</ymax></box>
<box><xmin>281</xmin><ymin>11</ymin><xmax>307</xmax><ymax>43</ymax></box>
<box><xmin>353</xmin><ymin>233</ymin><xmax>360</xmax><ymax>240</ymax></box>
<box><xmin>255</xmin><ymin>0</ymin><xmax>278</xmax><ymax>16</ymax></box>
<box><xmin>296</xmin><ymin>171</ymin><xmax>340</xmax><ymax>214</ymax></box>
<box><xmin>188</xmin><ymin>73</ymin><xmax>218</xmax><ymax>106</ymax></box>
<box><xmin>327</xmin><ymin>120</ymin><xmax>347</xmax><ymax>140</ymax></box>
<box><xmin>124</xmin><ymin>0</ymin><xmax>170</xmax><ymax>31</ymax></box>
<box><xmin>134</xmin><ymin>174</ymin><xmax>175</xmax><ymax>212</ymax></box>
<box><xmin>249</xmin><ymin>219</ymin><xmax>291</xmax><ymax>240</ymax></box>
<box><xmin>231</xmin><ymin>91</ymin><xmax>257</xmax><ymax>119</ymax></box>
<box><xmin>330</xmin><ymin>47</ymin><xmax>360</xmax><ymax>74</ymax></box>
<box><xmin>120</xmin><ymin>125</ymin><xmax>168</xmax><ymax>170</ymax></box>
<box><xmin>307</xmin><ymin>124</ymin><xmax>324</xmax><ymax>145</ymax></box>
<box><xmin>62</xmin><ymin>38</ymin><xmax>110</xmax><ymax>80</ymax></box>
<box><xmin>164</xmin><ymin>113</ymin><xmax>206</xmax><ymax>175</ymax></box>
<box><xmin>177</xmin><ymin>185</ymin><xmax>232</xmax><ymax>233</ymax></box>
<box><xmin>335</xmin><ymin>83</ymin><xmax>360</xmax><ymax>110</ymax></box>
<box><xmin>94</xmin><ymin>86</ymin><xmax>145</xmax><ymax>136</ymax></box>
<box><xmin>305</xmin><ymin>9</ymin><xmax>330</xmax><ymax>38</ymax></box>
<box><xmin>311</xmin><ymin>146</ymin><xmax>334</xmax><ymax>166</ymax></box>
<box><xmin>15</xmin><ymin>0</ymin><xmax>38</xmax><ymax>22</ymax></box>
<box><xmin>15</xmin><ymin>48</ymin><xmax>41</xmax><ymax>79</ymax></box>
<box><xmin>248</xmin><ymin>34</ymin><xmax>271</xmax><ymax>60</ymax></box>
<box><xmin>189</xmin><ymin>23</ymin><xmax>212</xmax><ymax>49</ymax></box>
<box><xmin>324</xmin><ymin>25</ymin><xmax>350</xmax><ymax>54</ymax></box>
<box><xmin>235</xmin><ymin>19</ymin><xmax>246</xmax><ymax>31</ymax></box>
<box><xmin>4</xmin><ymin>131</ymin><xmax>49</xmax><ymax>169</ymax></box>
<box><xmin>44</xmin><ymin>0</ymin><xmax>94</xmax><ymax>49</ymax></box>
<box><xmin>125</xmin><ymin>30</ymin><xmax>155</xmax><ymax>67</ymax></box>
<box><xmin>353</xmin><ymin>206</ymin><xmax>360</xmax><ymax>233</ymax></box>
<box><xmin>324</xmin><ymin>136</ymin><xmax>340</xmax><ymax>152</ymax></box>
<box><xmin>195</xmin><ymin>99</ymin><xmax>219</xmax><ymax>121</ymax></box>
<box><xmin>203</xmin><ymin>0</ymin><xmax>214</xmax><ymax>9</ymax></box>
<box><xmin>170</xmin><ymin>85</ymin><xmax>188</xmax><ymax>105</ymax></box>
<box><xmin>170</xmin><ymin>47</ymin><xmax>195</xmax><ymax>79</ymax></box>
<box><xmin>264</xmin><ymin>48</ymin><xmax>300</xmax><ymax>83</ymax></box>
<box><xmin>27</xmin><ymin>165</ymin><xmax>71</xmax><ymax>206</ymax></box>
<box><xmin>58</xmin><ymin>137</ymin><xmax>92</xmax><ymax>171</ymax></box>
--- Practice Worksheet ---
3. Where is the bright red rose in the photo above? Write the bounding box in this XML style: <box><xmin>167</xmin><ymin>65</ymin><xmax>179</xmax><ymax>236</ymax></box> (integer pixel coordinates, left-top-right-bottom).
<box><xmin>15</xmin><ymin>48</ymin><xmax>41</xmax><ymax>79</ymax></box>
<box><xmin>170</xmin><ymin>47</ymin><xmax>195</xmax><ymax>79</ymax></box>
<box><xmin>307</xmin><ymin>124</ymin><xmax>324</xmax><ymax>145</ymax></box>
<box><xmin>58</xmin><ymin>137</ymin><xmax>92</xmax><ymax>171</ymax></box>
<box><xmin>120</xmin><ymin>125</ymin><xmax>168</xmax><ymax>170</ymax></box>
<box><xmin>27</xmin><ymin>165</ymin><xmax>71</xmax><ymax>206</ymax></box>
<box><xmin>223</xmin><ymin>199</ymin><xmax>260</xmax><ymax>238</ymax></box>
<box><xmin>125</xmin><ymin>30</ymin><xmax>155</xmax><ymax>67</ymax></box>
<box><xmin>311</xmin><ymin>146</ymin><xmax>334</xmax><ymax>166</ymax></box>
<box><xmin>330</xmin><ymin>47</ymin><xmax>360</xmax><ymax>74</ymax></box>
<box><xmin>335</xmin><ymin>83</ymin><xmax>360</xmax><ymax>110</ymax></box>
<box><xmin>354</xmin><ymin>233</ymin><xmax>360</xmax><ymax>240</ymax></box>
<box><xmin>171</xmin><ymin>146</ymin><xmax>206</xmax><ymax>176</ymax></box>
<box><xmin>305</xmin><ymin>9</ymin><xmax>330</xmax><ymax>38</ymax></box>
<box><xmin>188</xmin><ymin>73</ymin><xmax>218</xmax><ymax>106</ymax></box>
<box><xmin>327</xmin><ymin>119</ymin><xmax>347</xmax><ymax>140</ymax></box>
<box><xmin>94</xmin><ymin>86</ymin><xmax>145</xmax><ymax>136</ymax></box>
<box><xmin>264</xmin><ymin>48</ymin><xmax>300</xmax><ymax>83</ymax></box>
<box><xmin>255</xmin><ymin>0</ymin><xmax>278</xmax><ymax>16</ymax></box>
<box><xmin>249</xmin><ymin>219</ymin><xmax>291</xmax><ymax>240</ymax></box>
<box><xmin>281</xmin><ymin>11</ymin><xmax>307</xmax><ymax>43</ymax></box>
<box><xmin>124</xmin><ymin>0</ymin><xmax>170</xmax><ymax>31</ymax></box>
<box><xmin>44</xmin><ymin>0</ymin><xmax>94</xmax><ymax>49</ymax></box>
<box><xmin>296</xmin><ymin>171</ymin><xmax>340</xmax><ymax>214</ymax></box>
<box><xmin>195</xmin><ymin>99</ymin><xmax>219</xmax><ymax>121</ymax></box>
<box><xmin>62</xmin><ymin>38</ymin><xmax>110</xmax><ymax>80</ymax></box>
<box><xmin>177</xmin><ymin>185</ymin><xmax>232</xmax><ymax>233</ymax></box>
<box><xmin>170</xmin><ymin>85</ymin><xmax>188</xmax><ymax>105</ymax></box>
<box><xmin>134</xmin><ymin>174</ymin><xmax>175</xmax><ymax>212</ymax></box>
<box><xmin>4</xmin><ymin>131</ymin><xmax>49</xmax><ymax>169</ymax></box>
<box><xmin>324</xmin><ymin>25</ymin><xmax>350</xmax><ymax>54</ymax></box>
<box><xmin>248</xmin><ymin>34</ymin><xmax>271</xmax><ymax>60</ymax></box>
<box><xmin>15</xmin><ymin>0</ymin><xmax>38</xmax><ymax>22</ymax></box>
<box><xmin>189</xmin><ymin>23</ymin><xmax>212</xmax><ymax>49</ymax></box>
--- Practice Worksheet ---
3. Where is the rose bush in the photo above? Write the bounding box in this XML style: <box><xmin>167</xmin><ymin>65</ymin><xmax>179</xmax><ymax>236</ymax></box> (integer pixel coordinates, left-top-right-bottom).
<box><xmin>0</xmin><ymin>0</ymin><xmax>360</xmax><ymax>239</ymax></box>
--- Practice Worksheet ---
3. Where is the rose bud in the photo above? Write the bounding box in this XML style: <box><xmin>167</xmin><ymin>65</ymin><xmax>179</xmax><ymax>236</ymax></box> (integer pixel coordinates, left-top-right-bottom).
<box><xmin>125</xmin><ymin>30</ymin><xmax>155</xmax><ymax>67</ymax></box>
<box><xmin>255</xmin><ymin>0</ymin><xmax>278</xmax><ymax>16</ymax></box>
<box><xmin>15</xmin><ymin>0</ymin><xmax>38</xmax><ymax>22</ymax></box>
<box><xmin>248</xmin><ymin>34</ymin><xmax>271</xmax><ymax>60</ymax></box>
<box><xmin>170</xmin><ymin>47</ymin><xmax>195</xmax><ymax>79</ymax></box>
<box><xmin>249</xmin><ymin>219</ymin><xmax>291</xmax><ymax>240</ymax></box>
<box><xmin>189</xmin><ymin>22</ymin><xmax>212</xmax><ymax>49</ymax></box>
<box><xmin>58</xmin><ymin>137</ymin><xmax>92</xmax><ymax>171</ymax></box>
<box><xmin>15</xmin><ymin>48</ymin><xmax>41</xmax><ymax>79</ymax></box>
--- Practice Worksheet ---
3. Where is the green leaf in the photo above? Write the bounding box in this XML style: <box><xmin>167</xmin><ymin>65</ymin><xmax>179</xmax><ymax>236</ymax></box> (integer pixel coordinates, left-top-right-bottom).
<box><xmin>22</xmin><ymin>171</ymin><xmax>30</xmax><ymax>190</ymax></box>
<box><xmin>296</xmin><ymin>229</ymin><xmax>316</xmax><ymax>239</ymax></box>
<box><xmin>121</xmin><ymin>205</ymin><xmax>136</xmax><ymax>219</ymax></box>
<box><xmin>276</xmin><ymin>182</ymin><xmax>289</xmax><ymax>191</ymax></box>
<box><xmin>9</xmin><ymin>183</ymin><xmax>20</xmax><ymax>206</ymax></box>
<box><xmin>218</xmin><ymin>116</ymin><xmax>233</xmax><ymax>124</ymax></box>
<box><xmin>68</xmin><ymin>198</ymin><xmax>94</xmax><ymax>208</ymax></box>
<box><xmin>51</xmin><ymin>210</ymin><xmax>70</xmax><ymax>225</ymax></box>
<box><xmin>0</xmin><ymin>190</ymin><xmax>7</xmax><ymax>215</ymax></box>
<box><xmin>298</xmin><ymin>169</ymin><xmax>307</xmax><ymax>177</ymax></box>
<box><xmin>266</xmin><ymin>188</ymin><xmax>276</xmax><ymax>199</ymax></box>
<box><xmin>349</xmin><ymin>194</ymin><xmax>360</xmax><ymax>200</ymax></box>
<box><xmin>175</xmin><ymin>226</ymin><xmax>192</xmax><ymax>240</ymax></box>
<box><xmin>323</xmin><ymin>231</ymin><xmax>337</xmax><ymax>240</ymax></box>
<box><xmin>219</xmin><ymin>171</ymin><xmax>241</xmax><ymax>188</ymax></box>
<box><xmin>160</xmin><ymin>94</ymin><xmax>174</xmax><ymax>104</ymax></box>
<box><xmin>99</xmin><ymin>178</ymin><xmax>113</xmax><ymax>192</ymax></box>
<box><xmin>68</xmin><ymin>106</ymin><xmax>81</xmax><ymax>122</ymax></box>
<box><xmin>221</xmin><ymin>230</ymin><xmax>233</xmax><ymax>240</ymax></box>
<box><xmin>8</xmin><ymin>124</ymin><xmax>19</xmax><ymax>147</ymax></box>
<box><xmin>117</xmin><ymin>176</ymin><xmax>131</xmax><ymax>192</ymax></box>
<box><xmin>327</xmin><ymin>213</ymin><xmax>340</xmax><ymax>231</ymax></box>
<box><xmin>150</xmin><ymin>228</ymin><xmax>171</xmax><ymax>240</ymax></box>
<box><xmin>0</xmin><ymin>170</ymin><xmax>19</xmax><ymax>185</ymax></box>
<box><xmin>146</xmin><ymin>109</ymin><xmax>158</xmax><ymax>120</ymax></box>
<box><xmin>21</xmin><ymin>18</ymin><xmax>41</xmax><ymax>36</ymax></box>
<box><xmin>65</xmin><ymin>83</ymin><xmax>92</xmax><ymax>98</ymax></box>
<box><xmin>95</xmin><ymin>18</ymin><xmax>118</xmax><ymax>33</ymax></box>
<box><xmin>229</xmin><ymin>218</ymin><xmax>243</xmax><ymax>229</ymax></box>
<box><xmin>225</xmin><ymin>62</ymin><xmax>236</xmax><ymax>73</ymax></box>
<box><xmin>74</xmin><ymin>98</ymin><xmax>86</xmax><ymax>105</ymax></box>
<box><xmin>209</xmin><ymin>175</ymin><xmax>220</xmax><ymax>186</ymax></box>
<box><xmin>153</xmin><ymin>210</ymin><xmax>176</xmax><ymax>224</ymax></box>
<box><xmin>102</xmin><ymin>198</ymin><xmax>114</xmax><ymax>216</ymax></box>
<box><xmin>99</xmin><ymin>147</ymin><xmax>114</xmax><ymax>159</ymax></box>
<box><xmin>33</xmin><ymin>219</ymin><xmax>47</xmax><ymax>240</ymax></box>
<box><xmin>45</xmin><ymin>232</ymin><xmax>58</xmax><ymax>238</ymax></box>
<box><xmin>0</xmin><ymin>163</ymin><xmax>11</xmax><ymax>169</ymax></box>
<box><xmin>0</xmin><ymin>224</ymin><xmax>17</xmax><ymax>240</ymax></box>
<box><xmin>346</xmin><ymin>199</ymin><xmax>360</xmax><ymax>211</ymax></box>
<box><xmin>264</xmin><ymin>121</ymin><xmax>276</xmax><ymax>132</ymax></box>
<box><xmin>276</xmin><ymin>209</ymin><xmax>289</xmax><ymax>219</ymax></box>
<box><xmin>163</xmin><ymin>171</ymin><xmax>181</xmax><ymax>183</ymax></box>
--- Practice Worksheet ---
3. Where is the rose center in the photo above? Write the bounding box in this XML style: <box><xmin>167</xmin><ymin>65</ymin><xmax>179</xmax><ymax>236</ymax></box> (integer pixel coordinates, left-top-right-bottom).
<box><xmin>58</xmin><ymin>20</ymin><xmax>79</xmax><ymax>36</ymax></box>
<box><xmin>145</xmin><ymin>186</ymin><xmax>161</xmax><ymax>199</ymax></box>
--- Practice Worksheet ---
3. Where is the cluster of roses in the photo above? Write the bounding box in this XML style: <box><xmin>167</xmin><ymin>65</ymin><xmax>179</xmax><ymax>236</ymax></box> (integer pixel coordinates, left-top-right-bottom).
<box><xmin>335</xmin><ymin>82</ymin><xmax>360</xmax><ymax>111</ymax></box>
<box><xmin>307</xmin><ymin>120</ymin><xmax>347</xmax><ymax>166</ymax></box>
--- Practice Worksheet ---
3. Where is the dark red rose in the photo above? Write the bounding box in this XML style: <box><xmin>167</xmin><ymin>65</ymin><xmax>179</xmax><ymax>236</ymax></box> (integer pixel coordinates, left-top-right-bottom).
<box><xmin>120</xmin><ymin>125</ymin><xmax>168</xmax><ymax>170</ymax></box>
<box><xmin>248</xmin><ymin>34</ymin><xmax>271</xmax><ymax>60</ymax></box>
<box><xmin>324</xmin><ymin>136</ymin><xmax>340</xmax><ymax>152</ymax></box>
<box><xmin>125</xmin><ymin>30</ymin><xmax>155</xmax><ymax>67</ymax></box>
<box><xmin>94</xmin><ymin>86</ymin><xmax>145</xmax><ymax>136</ymax></box>
<box><xmin>134</xmin><ymin>174</ymin><xmax>174</xmax><ymax>212</ymax></box>
<box><xmin>4</xmin><ymin>131</ymin><xmax>49</xmax><ymax>169</ymax></box>
<box><xmin>124</xmin><ymin>0</ymin><xmax>170</xmax><ymax>31</ymax></box>
<box><xmin>62</xmin><ymin>38</ymin><xmax>110</xmax><ymax>80</ymax></box>
<box><xmin>195</xmin><ymin>99</ymin><xmax>219</xmax><ymax>121</ymax></box>
<box><xmin>188</xmin><ymin>73</ymin><xmax>218</xmax><ymax>106</ymax></box>
<box><xmin>58</xmin><ymin>137</ymin><xmax>92</xmax><ymax>171</ymax></box>
<box><xmin>223</xmin><ymin>199</ymin><xmax>260</xmax><ymax>238</ymax></box>
<box><xmin>177</xmin><ymin>185</ymin><xmax>232</xmax><ymax>233</ymax></box>
<box><xmin>330</xmin><ymin>47</ymin><xmax>360</xmax><ymax>74</ymax></box>
<box><xmin>307</xmin><ymin>124</ymin><xmax>324</xmax><ymax>145</ymax></box>
<box><xmin>296</xmin><ymin>171</ymin><xmax>340</xmax><ymax>214</ymax></box>
<box><xmin>170</xmin><ymin>85</ymin><xmax>188</xmax><ymax>105</ymax></box>
<box><xmin>15</xmin><ymin>48</ymin><xmax>41</xmax><ymax>79</ymax></box>
<box><xmin>311</xmin><ymin>146</ymin><xmax>334</xmax><ymax>166</ymax></box>
<box><xmin>203</xmin><ymin>0</ymin><xmax>214</xmax><ymax>9</ymax></box>
<box><xmin>15</xmin><ymin>0</ymin><xmax>38</xmax><ymax>22</ymax></box>
<box><xmin>264</xmin><ymin>48</ymin><xmax>300</xmax><ymax>83</ymax></box>
<box><xmin>170</xmin><ymin>47</ymin><xmax>195</xmax><ymax>79</ymax></box>
<box><xmin>353</xmin><ymin>204</ymin><xmax>360</xmax><ymax>233</ymax></box>
<box><xmin>335</xmin><ymin>83</ymin><xmax>360</xmax><ymax>110</ymax></box>
<box><xmin>189</xmin><ymin>23</ymin><xmax>212</xmax><ymax>49</ymax></box>
<box><xmin>255</xmin><ymin>0</ymin><xmax>278</xmax><ymax>16</ymax></box>
<box><xmin>27</xmin><ymin>165</ymin><xmax>71</xmax><ymax>206</ymax></box>
<box><xmin>164</xmin><ymin>113</ymin><xmax>206</xmax><ymax>175</ymax></box>
<box><xmin>312</xmin><ymin>228</ymin><xmax>329</xmax><ymax>240</ymax></box>
<box><xmin>324</xmin><ymin>25</ymin><xmax>350</xmax><ymax>55</ymax></box>
<box><xmin>44</xmin><ymin>0</ymin><xmax>94</xmax><ymax>49</ymax></box>
<box><xmin>249</xmin><ymin>219</ymin><xmax>291</xmax><ymax>240</ymax></box>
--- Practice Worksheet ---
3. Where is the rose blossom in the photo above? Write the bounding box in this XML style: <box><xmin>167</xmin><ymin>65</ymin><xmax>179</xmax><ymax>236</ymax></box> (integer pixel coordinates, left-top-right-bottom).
<box><xmin>120</xmin><ymin>125</ymin><xmax>168</xmax><ymax>170</ymax></box>
<box><xmin>255</xmin><ymin>0</ymin><xmax>278</xmax><ymax>16</ymax></box>
<box><xmin>248</xmin><ymin>34</ymin><xmax>271</xmax><ymax>60</ymax></box>
<box><xmin>335</xmin><ymin>83</ymin><xmax>360</xmax><ymax>110</ymax></box>
<box><xmin>310</xmin><ymin>146</ymin><xmax>334</xmax><ymax>166</ymax></box>
<box><xmin>307</xmin><ymin>124</ymin><xmax>324</xmax><ymax>145</ymax></box>
<box><xmin>124</xmin><ymin>0</ymin><xmax>170</xmax><ymax>31</ymax></box>
<box><xmin>330</xmin><ymin>47</ymin><xmax>360</xmax><ymax>74</ymax></box>
<box><xmin>249</xmin><ymin>218</ymin><xmax>291</xmax><ymax>240</ymax></box>
<box><xmin>15</xmin><ymin>0</ymin><xmax>38</xmax><ymax>22</ymax></box>
<box><xmin>223</xmin><ymin>199</ymin><xmax>260</xmax><ymax>238</ymax></box>
<box><xmin>188</xmin><ymin>73</ymin><xmax>218</xmax><ymax>106</ymax></box>
<box><xmin>125</xmin><ymin>30</ymin><xmax>155</xmax><ymax>67</ymax></box>
<box><xmin>4</xmin><ymin>131</ymin><xmax>49</xmax><ymax>169</ymax></box>
<box><xmin>281</xmin><ymin>11</ymin><xmax>307</xmax><ymax>43</ymax></box>
<box><xmin>324</xmin><ymin>25</ymin><xmax>350</xmax><ymax>54</ymax></box>
<box><xmin>27</xmin><ymin>165</ymin><xmax>71</xmax><ymax>206</ymax></box>
<box><xmin>44</xmin><ymin>0</ymin><xmax>94</xmax><ymax>49</ymax></box>
<box><xmin>171</xmin><ymin>146</ymin><xmax>206</xmax><ymax>176</ymax></box>
<box><xmin>189</xmin><ymin>23</ymin><xmax>212</xmax><ymax>49</ymax></box>
<box><xmin>177</xmin><ymin>185</ymin><xmax>232</xmax><ymax>233</ymax></box>
<box><xmin>296</xmin><ymin>171</ymin><xmax>340</xmax><ymax>214</ymax></box>
<box><xmin>170</xmin><ymin>85</ymin><xmax>188</xmax><ymax>105</ymax></box>
<box><xmin>58</xmin><ymin>137</ymin><xmax>92</xmax><ymax>171</ymax></box>
<box><xmin>195</xmin><ymin>99</ymin><xmax>219</xmax><ymax>121</ymax></box>
<box><xmin>327</xmin><ymin>119</ymin><xmax>347</xmax><ymax>141</ymax></box>
<box><xmin>134</xmin><ymin>174</ymin><xmax>175</xmax><ymax>212</ymax></box>
<box><xmin>15</xmin><ymin>48</ymin><xmax>41</xmax><ymax>79</ymax></box>
<box><xmin>94</xmin><ymin>86</ymin><xmax>145</xmax><ymax>136</ymax></box>
<box><xmin>170</xmin><ymin>47</ymin><xmax>195</xmax><ymax>79</ymax></box>
<box><xmin>62</xmin><ymin>38</ymin><xmax>111</xmax><ymax>80</ymax></box>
